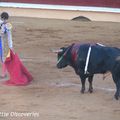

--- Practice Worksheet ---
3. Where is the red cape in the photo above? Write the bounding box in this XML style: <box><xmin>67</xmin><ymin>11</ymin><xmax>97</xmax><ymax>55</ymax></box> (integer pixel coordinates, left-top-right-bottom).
<box><xmin>4</xmin><ymin>49</ymin><xmax>33</xmax><ymax>86</ymax></box>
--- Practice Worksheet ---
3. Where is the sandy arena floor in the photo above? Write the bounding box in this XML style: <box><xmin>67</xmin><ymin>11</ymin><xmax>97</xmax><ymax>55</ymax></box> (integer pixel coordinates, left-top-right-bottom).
<box><xmin>0</xmin><ymin>17</ymin><xmax>120</xmax><ymax>120</ymax></box>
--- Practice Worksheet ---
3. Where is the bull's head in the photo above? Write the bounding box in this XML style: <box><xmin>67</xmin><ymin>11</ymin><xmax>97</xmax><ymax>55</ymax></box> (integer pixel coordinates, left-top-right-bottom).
<box><xmin>52</xmin><ymin>44</ymin><xmax>74</xmax><ymax>69</ymax></box>
<box><xmin>52</xmin><ymin>46</ymin><xmax>72</xmax><ymax>69</ymax></box>
<box><xmin>57</xmin><ymin>47</ymin><xmax>69</xmax><ymax>68</ymax></box>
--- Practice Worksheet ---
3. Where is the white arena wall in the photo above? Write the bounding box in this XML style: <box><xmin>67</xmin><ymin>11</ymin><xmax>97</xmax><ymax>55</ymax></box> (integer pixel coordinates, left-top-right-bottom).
<box><xmin>0</xmin><ymin>2</ymin><xmax>120</xmax><ymax>22</ymax></box>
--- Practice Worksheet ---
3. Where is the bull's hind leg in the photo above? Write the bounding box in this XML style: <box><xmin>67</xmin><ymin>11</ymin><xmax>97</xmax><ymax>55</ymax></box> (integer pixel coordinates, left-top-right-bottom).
<box><xmin>88</xmin><ymin>75</ymin><xmax>94</xmax><ymax>93</ymax></box>
<box><xmin>114</xmin><ymin>80</ymin><xmax>120</xmax><ymax>100</ymax></box>
<box><xmin>112</xmin><ymin>73</ymin><xmax>120</xmax><ymax>100</ymax></box>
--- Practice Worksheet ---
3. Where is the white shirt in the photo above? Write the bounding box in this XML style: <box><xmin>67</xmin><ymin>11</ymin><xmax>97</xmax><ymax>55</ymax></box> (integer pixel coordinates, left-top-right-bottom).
<box><xmin>0</xmin><ymin>22</ymin><xmax>13</xmax><ymax>48</ymax></box>
<box><xmin>0</xmin><ymin>20</ymin><xmax>3</xmax><ymax>24</ymax></box>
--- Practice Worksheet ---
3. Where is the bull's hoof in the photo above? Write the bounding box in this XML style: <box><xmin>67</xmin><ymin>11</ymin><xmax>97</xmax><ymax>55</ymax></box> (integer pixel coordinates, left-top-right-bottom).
<box><xmin>114</xmin><ymin>95</ymin><xmax>119</xmax><ymax>100</ymax></box>
<box><xmin>81</xmin><ymin>89</ymin><xmax>85</xmax><ymax>94</ymax></box>
<box><xmin>88</xmin><ymin>88</ymin><xmax>93</xmax><ymax>93</ymax></box>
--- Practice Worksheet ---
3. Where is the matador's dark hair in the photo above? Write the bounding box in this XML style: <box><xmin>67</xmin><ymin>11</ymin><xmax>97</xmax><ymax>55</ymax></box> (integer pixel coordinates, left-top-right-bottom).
<box><xmin>1</xmin><ymin>12</ymin><xmax>9</xmax><ymax>20</ymax></box>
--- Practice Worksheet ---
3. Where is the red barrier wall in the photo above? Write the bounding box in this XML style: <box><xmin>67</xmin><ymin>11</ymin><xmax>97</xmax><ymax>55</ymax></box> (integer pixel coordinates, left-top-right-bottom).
<box><xmin>1</xmin><ymin>0</ymin><xmax>120</xmax><ymax>8</ymax></box>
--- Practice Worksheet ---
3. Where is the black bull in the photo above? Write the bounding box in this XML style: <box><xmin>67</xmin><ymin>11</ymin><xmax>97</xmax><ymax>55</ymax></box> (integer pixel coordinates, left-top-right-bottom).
<box><xmin>56</xmin><ymin>43</ymin><xmax>120</xmax><ymax>100</ymax></box>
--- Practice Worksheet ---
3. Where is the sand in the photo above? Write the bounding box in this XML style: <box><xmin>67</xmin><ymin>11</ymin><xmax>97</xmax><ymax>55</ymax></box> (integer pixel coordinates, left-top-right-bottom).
<box><xmin>0</xmin><ymin>17</ymin><xmax>120</xmax><ymax>120</ymax></box>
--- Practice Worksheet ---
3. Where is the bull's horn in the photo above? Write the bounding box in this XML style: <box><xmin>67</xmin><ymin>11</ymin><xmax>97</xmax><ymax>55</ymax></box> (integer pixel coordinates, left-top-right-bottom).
<box><xmin>51</xmin><ymin>49</ymin><xmax>63</xmax><ymax>53</ymax></box>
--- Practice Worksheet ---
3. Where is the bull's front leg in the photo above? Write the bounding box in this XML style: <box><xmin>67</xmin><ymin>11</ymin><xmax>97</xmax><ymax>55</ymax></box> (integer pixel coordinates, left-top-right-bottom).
<box><xmin>80</xmin><ymin>75</ymin><xmax>86</xmax><ymax>93</ymax></box>
<box><xmin>88</xmin><ymin>75</ymin><xmax>94</xmax><ymax>93</ymax></box>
